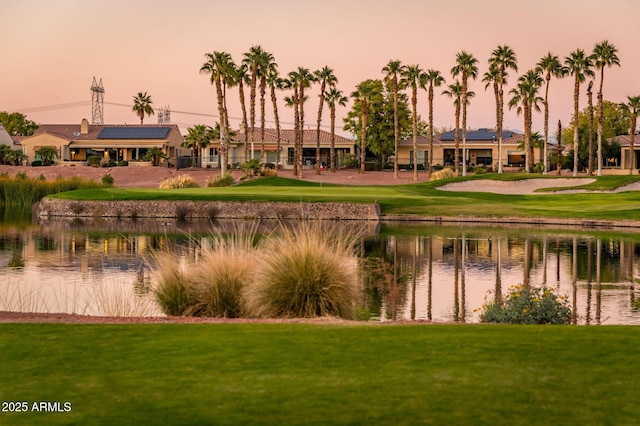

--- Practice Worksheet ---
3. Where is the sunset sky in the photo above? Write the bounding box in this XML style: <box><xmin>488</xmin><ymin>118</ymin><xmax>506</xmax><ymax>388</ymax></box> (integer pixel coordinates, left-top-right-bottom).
<box><xmin>2</xmin><ymin>0</ymin><xmax>639</xmax><ymax>137</ymax></box>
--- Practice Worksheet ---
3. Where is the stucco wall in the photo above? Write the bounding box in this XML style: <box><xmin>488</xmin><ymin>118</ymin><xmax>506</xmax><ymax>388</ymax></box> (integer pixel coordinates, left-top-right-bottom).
<box><xmin>37</xmin><ymin>198</ymin><xmax>380</xmax><ymax>221</ymax></box>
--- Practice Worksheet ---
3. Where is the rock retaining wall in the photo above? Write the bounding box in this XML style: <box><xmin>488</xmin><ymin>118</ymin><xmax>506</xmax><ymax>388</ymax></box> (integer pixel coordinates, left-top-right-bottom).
<box><xmin>37</xmin><ymin>198</ymin><xmax>380</xmax><ymax>221</ymax></box>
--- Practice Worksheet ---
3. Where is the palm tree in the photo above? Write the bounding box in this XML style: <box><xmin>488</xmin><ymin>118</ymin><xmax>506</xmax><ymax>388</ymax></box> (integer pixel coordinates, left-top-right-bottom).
<box><xmin>620</xmin><ymin>96</ymin><xmax>640</xmax><ymax>174</ymax></box>
<box><xmin>259</xmin><ymin>51</ymin><xmax>276</xmax><ymax>163</ymax></box>
<box><xmin>267</xmin><ymin>69</ymin><xmax>285</xmax><ymax>170</ymax></box>
<box><xmin>482</xmin><ymin>63</ymin><xmax>500</xmax><ymax>169</ymax></box>
<box><xmin>231</xmin><ymin>63</ymin><xmax>250</xmax><ymax>162</ymax></box>
<box><xmin>200</xmin><ymin>51</ymin><xmax>234</xmax><ymax>175</ymax></box>
<box><xmin>536</xmin><ymin>53</ymin><xmax>566</xmax><ymax>174</ymax></box>
<box><xmin>183</xmin><ymin>124</ymin><xmax>213</xmax><ymax>168</ymax></box>
<box><xmin>243</xmin><ymin>45</ymin><xmax>266</xmax><ymax>160</ymax></box>
<box><xmin>488</xmin><ymin>45</ymin><xmax>518</xmax><ymax>173</ymax></box>
<box><xmin>34</xmin><ymin>146</ymin><xmax>58</xmax><ymax>165</ymax></box>
<box><xmin>143</xmin><ymin>147</ymin><xmax>165</xmax><ymax>166</ymax></box>
<box><xmin>592</xmin><ymin>40</ymin><xmax>620</xmax><ymax>176</ymax></box>
<box><xmin>323</xmin><ymin>87</ymin><xmax>348</xmax><ymax>172</ymax></box>
<box><xmin>351</xmin><ymin>80</ymin><xmax>376</xmax><ymax>174</ymax></box>
<box><xmin>401</xmin><ymin>65</ymin><xmax>426</xmax><ymax>181</ymax></box>
<box><xmin>443</xmin><ymin>82</ymin><xmax>463</xmax><ymax>175</ymax></box>
<box><xmin>508</xmin><ymin>70</ymin><xmax>544</xmax><ymax>172</ymax></box>
<box><xmin>382</xmin><ymin>60</ymin><xmax>406</xmax><ymax>178</ymax></box>
<box><xmin>287</xmin><ymin>68</ymin><xmax>314</xmax><ymax>178</ymax></box>
<box><xmin>132</xmin><ymin>92</ymin><xmax>154</xmax><ymax>125</ymax></box>
<box><xmin>314</xmin><ymin>66</ymin><xmax>337</xmax><ymax>174</ymax></box>
<box><xmin>424</xmin><ymin>69</ymin><xmax>445</xmax><ymax>176</ymax></box>
<box><xmin>451</xmin><ymin>51</ymin><xmax>479</xmax><ymax>176</ymax></box>
<box><xmin>565</xmin><ymin>49</ymin><xmax>595</xmax><ymax>176</ymax></box>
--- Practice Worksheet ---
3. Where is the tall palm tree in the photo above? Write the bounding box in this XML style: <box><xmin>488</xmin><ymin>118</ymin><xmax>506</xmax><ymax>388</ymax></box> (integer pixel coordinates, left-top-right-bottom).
<box><xmin>243</xmin><ymin>45</ymin><xmax>266</xmax><ymax>160</ymax></box>
<box><xmin>287</xmin><ymin>68</ymin><xmax>314</xmax><ymax>178</ymax></box>
<box><xmin>536</xmin><ymin>53</ymin><xmax>566</xmax><ymax>174</ymax></box>
<box><xmin>382</xmin><ymin>60</ymin><xmax>406</xmax><ymax>178</ymax></box>
<box><xmin>592</xmin><ymin>40</ymin><xmax>621</xmax><ymax>176</ymax></box>
<box><xmin>565</xmin><ymin>49</ymin><xmax>595</xmax><ymax>176</ymax></box>
<box><xmin>267</xmin><ymin>69</ymin><xmax>285</xmax><ymax>170</ymax></box>
<box><xmin>424</xmin><ymin>69</ymin><xmax>445</xmax><ymax>176</ymax></box>
<box><xmin>620</xmin><ymin>96</ymin><xmax>640</xmax><ymax>175</ymax></box>
<box><xmin>314</xmin><ymin>66</ymin><xmax>337</xmax><ymax>174</ymax></box>
<box><xmin>351</xmin><ymin>80</ymin><xmax>376</xmax><ymax>174</ymax></box>
<box><xmin>443</xmin><ymin>82</ymin><xmax>463</xmax><ymax>175</ymax></box>
<box><xmin>231</xmin><ymin>63</ymin><xmax>250</xmax><ymax>162</ymax></box>
<box><xmin>259</xmin><ymin>51</ymin><xmax>276</xmax><ymax>162</ymax></box>
<box><xmin>401</xmin><ymin>65</ymin><xmax>426</xmax><ymax>181</ymax></box>
<box><xmin>200</xmin><ymin>51</ymin><xmax>234</xmax><ymax>175</ymax></box>
<box><xmin>451</xmin><ymin>51</ymin><xmax>479</xmax><ymax>176</ymax></box>
<box><xmin>508</xmin><ymin>70</ymin><xmax>544</xmax><ymax>172</ymax></box>
<box><xmin>488</xmin><ymin>45</ymin><xmax>518</xmax><ymax>173</ymax></box>
<box><xmin>132</xmin><ymin>92</ymin><xmax>154</xmax><ymax>125</ymax></box>
<box><xmin>482</xmin><ymin>63</ymin><xmax>500</xmax><ymax>168</ymax></box>
<box><xmin>587</xmin><ymin>80</ymin><xmax>595</xmax><ymax>175</ymax></box>
<box><xmin>323</xmin><ymin>87</ymin><xmax>348</xmax><ymax>172</ymax></box>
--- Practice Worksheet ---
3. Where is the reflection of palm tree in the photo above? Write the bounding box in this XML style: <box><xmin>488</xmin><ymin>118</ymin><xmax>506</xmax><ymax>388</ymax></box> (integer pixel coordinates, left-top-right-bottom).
<box><xmin>495</xmin><ymin>236</ymin><xmax>502</xmax><ymax>304</ymax></box>
<box><xmin>427</xmin><ymin>237</ymin><xmax>433</xmax><ymax>320</ymax></box>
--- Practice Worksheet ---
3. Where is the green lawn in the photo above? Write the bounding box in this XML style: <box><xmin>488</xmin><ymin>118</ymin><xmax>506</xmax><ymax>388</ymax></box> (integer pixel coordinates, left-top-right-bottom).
<box><xmin>49</xmin><ymin>174</ymin><xmax>640</xmax><ymax>222</ymax></box>
<box><xmin>1</xmin><ymin>324</ymin><xmax>638</xmax><ymax>425</ymax></box>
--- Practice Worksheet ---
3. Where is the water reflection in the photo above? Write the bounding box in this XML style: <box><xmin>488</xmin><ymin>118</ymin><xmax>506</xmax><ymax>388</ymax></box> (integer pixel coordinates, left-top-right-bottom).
<box><xmin>0</xmin><ymin>219</ymin><xmax>639</xmax><ymax>324</ymax></box>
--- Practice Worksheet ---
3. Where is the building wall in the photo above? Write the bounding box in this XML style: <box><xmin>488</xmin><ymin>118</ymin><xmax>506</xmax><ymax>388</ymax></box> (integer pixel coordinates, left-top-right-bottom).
<box><xmin>20</xmin><ymin>134</ymin><xmax>68</xmax><ymax>164</ymax></box>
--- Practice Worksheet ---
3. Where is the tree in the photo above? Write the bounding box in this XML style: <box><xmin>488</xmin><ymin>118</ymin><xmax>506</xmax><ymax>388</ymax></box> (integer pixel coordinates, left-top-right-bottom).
<box><xmin>536</xmin><ymin>53</ymin><xmax>566</xmax><ymax>174</ymax></box>
<box><xmin>132</xmin><ymin>92</ymin><xmax>154</xmax><ymax>125</ymax></box>
<box><xmin>488</xmin><ymin>45</ymin><xmax>518</xmax><ymax>173</ymax></box>
<box><xmin>350</xmin><ymin>80</ymin><xmax>377</xmax><ymax>174</ymax></box>
<box><xmin>267</xmin><ymin>68</ymin><xmax>285</xmax><ymax>169</ymax></box>
<box><xmin>592</xmin><ymin>40</ymin><xmax>621</xmax><ymax>176</ymax></box>
<box><xmin>401</xmin><ymin>65</ymin><xmax>426</xmax><ymax>181</ymax></box>
<box><xmin>324</xmin><ymin>87</ymin><xmax>348</xmax><ymax>172</ymax></box>
<box><xmin>34</xmin><ymin>146</ymin><xmax>58</xmax><ymax>166</ymax></box>
<box><xmin>344</xmin><ymin>80</ymin><xmax>412</xmax><ymax>169</ymax></box>
<box><xmin>200</xmin><ymin>51</ymin><xmax>234</xmax><ymax>175</ymax></box>
<box><xmin>0</xmin><ymin>112</ymin><xmax>38</xmax><ymax>136</ymax></box>
<box><xmin>382</xmin><ymin>60</ymin><xmax>406</xmax><ymax>178</ymax></box>
<box><xmin>259</xmin><ymin>51</ymin><xmax>276</xmax><ymax>162</ymax></box>
<box><xmin>243</xmin><ymin>45</ymin><xmax>268</xmax><ymax>161</ymax></box>
<box><xmin>183</xmin><ymin>124</ymin><xmax>214</xmax><ymax>168</ymax></box>
<box><xmin>508</xmin><ymin>70</ymin><xmax>544</xmax><ymax>172</ymax></box>
<box><xmin>586</xmin><ymin>81</ymin><xmax>595</xmax><ymax>175</ymax></box>
<box><xmin>423</xmin><ymin>69</ymin><xmax>445</xmax><ymax>175</ymax></box>
<box><xmin>565</xmin><ymin>49</ymin><xmax>595</xmax><ymax>176</ymax></box>
<box><xmin>443</xmin><ymin>82</ymin><xmax>475</xmax><ymax>175</ymax></box>
<box><xmin>451</xmin><ymin>51</ymin><xmax>479</xmax><ymax>176</ymax></box>
<box><xmin>286</xmin><ymin>67</ymin><xmax>314</xmax><ymax>177</ymax></box>
<box><xmin>230</xmin><ymin>63</ymin><xmax>250</xmax><ymax>162</ymax></box>
<box><xmin>143</xmin><ymin>147</ymin><xmax>165</xmax><ymax>166</ymax></box>
<box><xmin>620</xmin><ymin>96</ymin><xmax>640</xmax><ymax>174</ymax></box>
<box><xmin>314</xmin><ymin>66</ymin><xmax>337</xmax><ymax>174</ymax></box>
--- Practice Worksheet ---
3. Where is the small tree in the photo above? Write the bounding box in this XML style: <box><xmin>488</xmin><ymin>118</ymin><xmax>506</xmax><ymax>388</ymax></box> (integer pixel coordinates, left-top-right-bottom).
<box><xmin>144</xmin><ymin>147</ymin><xmax>166</xmax><ymax>166</ymax></box>
<box><xmin>35</xmin><ymin>146</ymin><xmax>58</xmax><ymax>165</ymax></box>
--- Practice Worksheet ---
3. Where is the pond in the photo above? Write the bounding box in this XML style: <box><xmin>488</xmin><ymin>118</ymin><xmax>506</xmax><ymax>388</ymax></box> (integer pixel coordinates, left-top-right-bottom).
<box><xmin>1</xmin><ymin>217</ymin><xmax>639</xmax><ymax>324</ymax></box>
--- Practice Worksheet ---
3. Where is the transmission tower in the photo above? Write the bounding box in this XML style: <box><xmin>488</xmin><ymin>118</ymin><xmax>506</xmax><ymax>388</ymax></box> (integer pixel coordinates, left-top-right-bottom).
<box><xmin>90</xmin><ymin>77</ymin><xmax>105</xmax><ymax>124</ymax></box>
<box><xmin>157</xmin><ymin>106</ymin><xmax>171</xmax><ymax>123</ymax></box>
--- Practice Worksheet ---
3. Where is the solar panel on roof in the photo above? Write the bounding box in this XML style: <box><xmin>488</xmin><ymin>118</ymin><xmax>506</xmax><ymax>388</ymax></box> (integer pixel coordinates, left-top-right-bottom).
<box><xmin>97</xmin><ymin>127</ymin><xmax>171</xmax><ymax>139</ymax></box>
<box><xmin>440</xmin><ymin>129</ymin><xmax>512</xmax><ymax>141</ymax></box>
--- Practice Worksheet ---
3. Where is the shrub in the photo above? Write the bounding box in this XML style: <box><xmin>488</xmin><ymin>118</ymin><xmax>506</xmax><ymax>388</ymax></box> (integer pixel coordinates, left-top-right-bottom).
<box><xmin>429</xmin><ymin>167</ymin><xmax>455</xmax><ymax>181</ymax></box>
<box><xmin>87</xmin><ymin>155</ymin><xmax>101</xmax><ymax>167</ymax></box>
<box><xmin>473</xmin><ymin>166</ymin><xmax>487</xmax><ymax>174</ymax></box>
<box><xmin>242</xmin><ymin>159</ymin><xmax>262</xmax><ymax>176</ymax></box>
<box><xmin>159</xmin><ymin>174</ymin><xmax>199</xmax><ymax>189</ymax></box>
<box><xmin>532</xmin><ymin>162</ymin><xmax>544</xmax><ymax>174</ymax></box>
<box><xmin>207</xmin><ymin>172</ymin><xmax>234</xmax><ymax>187</ymax></box>
<box><xmin>31</xmin><ymin>160</ymin><xmax>42</xmax><ymax>167</ymax></box>
<box><xmin>102</xmin><ymin>160</ymin><xmax>116</xmax><ymax>168</ymax></box>
<box><xmin>343</xmin><ymin>153</ymin><xmax>359</xmax><ymax>169</ymax></box>
<box><xmin>101</xmin><ymin>174</ymin><xmax>114</xmax><ymax>186</ymax></box>
<box><xmin>478</xmin><ymin>284</ymin><xmax>572</xmax><ymax>324</ymax></box>
<box><xmin>260</xmin><ymin>168</ymin><xmax>278</xmax><ymax>177</ymax></box>
<box><xmin>245</xmin><ymin>222</ymin><xmax>360</xmax><ymax>319</ymax></box>
<box><xmin>117</xmin><ymin>160</ymin><xmax>129</xmax><ymax>167</ymax></box>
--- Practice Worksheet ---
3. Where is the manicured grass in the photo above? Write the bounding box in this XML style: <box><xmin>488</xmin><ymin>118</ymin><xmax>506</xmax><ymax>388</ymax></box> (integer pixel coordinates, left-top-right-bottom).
<box><xmin>49</xmin><ymin>174</ymin><xmax>640</xmax><ymax>222</ymax></box>
<box><xmin>1</xmin><ymin>324</ymin><xmax>638</xmax><ymax>425</ymax></box>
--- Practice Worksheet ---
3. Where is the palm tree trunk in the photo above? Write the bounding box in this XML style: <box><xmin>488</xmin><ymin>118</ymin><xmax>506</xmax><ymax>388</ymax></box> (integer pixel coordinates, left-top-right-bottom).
<box><xmin>298</xmin><ymin>83</ymin><xmax>305</xmax><ymax>178</ymax></box>
<box><xmin>270</xmin><ymin>84</ymin><xmax>281</xmax><ymax>172</ymax></box>
<box><xmin>239</xmin><ymin>81</ymin><xmax>249</xmax><ymax>163</ymax></box>
<box><xmin>557</xmin><ymin>120</ymin><xmax>563</xmax><ymax>175</ymax></box>
<box><xmin>412</xmin><ymin>86</ymin><xmax>418</xmax><ymax>181</ymax></box>
<box><xmin>360</xmin><ymin>98</ymin><xmax>367</xmax><ymax>174</ymax></box>
<box><xmin>330</xmin><ymin>106</ymin><xmax>336</xmax><ymax>172</ymax></box>
<box><xmin>629</xmin><ymin>117</ymin><xmax>636</xmax><ymax>175</ymax></box>
<box><xmin>428</xmin><ymin>84</ymin><xmax>435</xmax><ymax>176</ymax></box>
<box><xmin>260</xmin><ymin>77</ymin><xmax>267</xmax><ymax>163</ymax></box>
<box><xmin>573</xmin><ymin>75</ymin><xmax>580</xmax><ymax>177</ymax></box>
<box><xmin>587</xmin><ymin>81</ymin><xmax>594</xmax><ymax>176</ymax></box>
<box><xmin>215</xmin><ymin>78</ymin><xmax>227</xmax><ymax>176</ymax></box>
<box><xmin>316</xmin><ymin>82</ymin><xmax>326</xmax><ymax>175</ymax></box>
<box><xmin>497</xmin><ymin>85</ymin><xmax>504</xmax><ymax>173</ymax></box>
<box><xmin>393</xmin><ymin>77</ymin><xmax>399</xmax><ymax>179</ymax></box>
<box><xmin>454</xmin><ymin>105</ymin><xmax>460</xmax><ymax>176</ymax></box>
<box><xmin>249</xmin><ymin>72</ymin><xmax>257</xmax><ymax>161</ymax></box>
<box><xmin>461</xmin><ymin>76</ymin><xmax>468</xmax><ymax>177</ymax></box>
<box><xmin>524</xmin><ymin>102</ymin><xmax>531</xmax><ymax>173</ymax></box>
<box><xmin>597</xmin><ymin>67</ymin><xmax>605</xmax><ymax>176</ymax></box>
<box><xmin>543</xmin><ymin>73</ymin><xmax>550</xmax><ymax>174</ymax></box>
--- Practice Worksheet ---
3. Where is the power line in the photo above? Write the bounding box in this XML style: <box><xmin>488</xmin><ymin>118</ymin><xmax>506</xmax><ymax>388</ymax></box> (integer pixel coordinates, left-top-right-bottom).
<box><xmin>9</xmin><ymin>100</ymin><xmax>90</xmax><ymax>113</ymax></box>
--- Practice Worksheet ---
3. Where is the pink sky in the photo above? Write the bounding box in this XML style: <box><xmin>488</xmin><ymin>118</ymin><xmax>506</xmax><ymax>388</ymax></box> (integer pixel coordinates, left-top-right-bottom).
<box><xmin>2</xmin><ymin>0</ymin><xmax>639</xmax><ymax>138</ymax></box>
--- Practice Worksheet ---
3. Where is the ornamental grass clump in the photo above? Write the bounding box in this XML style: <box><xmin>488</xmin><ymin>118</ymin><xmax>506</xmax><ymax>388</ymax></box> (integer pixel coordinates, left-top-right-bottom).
<box><xmin>207</xmin><ymin>172</ymin><xmax>235</xmax><ymax>187</ymax></box>
<box><xmin>188</xmin><ymin>231</ymin><xmax>257</xmax><ymax>318</ymax></box>
<box><xmin>429</xmin><ymin>167</ymin><xmax>455</xmax><ymax>181</ymax></box>
<box><xmin>151</xmin><ymin>251</ymin><xmax>195</xmax><ymax>316</ymax></box>
<box><xmin>245</xmin><ymin>222</ymin><xmax>360</xmax><ymax>319</ymax></box>
<box><xmin>478</xmin><ymin>284</ymin><xmax>572</xmax><ymax>324</ymax></box>
<box><xmin>159</xmin><ymin>174</ymin><xmax>199</xmax><ymax>189</ymax></box>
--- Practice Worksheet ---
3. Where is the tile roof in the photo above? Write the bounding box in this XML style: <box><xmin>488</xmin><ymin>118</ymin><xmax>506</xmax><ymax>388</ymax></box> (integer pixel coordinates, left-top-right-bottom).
<box><xmin>399</xmin><ymin>129</ymin><xmax>524</xmax><ymax>146</ymax></box>
<box><xmin>233</xmin><ymin>128</ymin><xmax>354</xmax><ymax>145</ymax></box>
<box><xmin>30</xmin><ymin>124</ymin><xmax>181</xmax><ymax>141</ymax></box>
